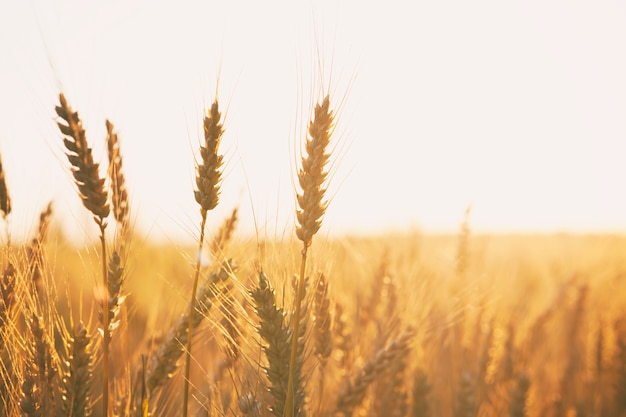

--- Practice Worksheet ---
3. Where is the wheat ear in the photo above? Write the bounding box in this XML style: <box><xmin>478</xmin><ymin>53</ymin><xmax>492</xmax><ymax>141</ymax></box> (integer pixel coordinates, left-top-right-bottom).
<box><xmin>183</xmin><ymin>98</ymin><xmax>224</xmax><ymax>417</ymax></box>
<box><xmin>509</xmin><ymin>372</ymin><xmax>530</xmax><ymax>417</ymax></box>
<box><xmin>0</xmin><ymin>153</ymin><xmax>11</xmax><ymax>220</ymax></box>
<box><xmin>20</xmin><ymin>313</ymin><xmax>57</xmax><ymax>417</ymax></box>
<box><xmin>106</xmin><ymin>120</ymin><xmax>130</xmax><ymax>248</ymax></box>
<box><xmin>250</xmin><ymin>272</ymin><xmax>291</xmax><ymax>417</ymax></box>
<box><xmin>58</xmin><ymin>321</ymin><xmax>92</xmax><ymax>417</ymax></box>
<box><xmin>56</xmin><ymin>92</ymin><xmax>111</xmax><ymax>417</ymax></box>
<box><xmin>286</xmin><ymin>95</ymin><xmax>334</xmax><ymax>417</ymax></box>
<box><xmin>411</xmin><ymin>369</ymin><xmax>432</xmax><ymax>417</ymax></box>
<box><xmin>102</xmin><ymin>251</ymin><xmax>125</xmax><ymax>337</ymax></box>
<box><xmin>0</xmin><ymin>263</ymin><xmax>15</xmax><ymax>331</ymax></box>
<box><xmin>56</xmin><ymin>93</ymin><xmax>110</xmax><ymax>223</ymax></box>
<box><xmin>0</xmin><ymin>152</ymin><xmax>11</xmax><ymax>250</ymax></box>
<box><xmin>27</xmin><ymin>202</ymin><xmax>53</xmax><ymax>294</ymax></box>
<box><xmin>335</xmin><ymin>333</ymin><xmax>413</xmax><ymax>417</ymax></box>
<box><xmin>210</xmin><ymin>207</ymin><xmax>238</xmax><ymax>258</ymax></box>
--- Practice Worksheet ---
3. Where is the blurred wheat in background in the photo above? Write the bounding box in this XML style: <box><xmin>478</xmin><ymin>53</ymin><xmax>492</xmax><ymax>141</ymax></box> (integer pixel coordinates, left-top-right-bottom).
<box><xmin>0</xmin><ymin>78</ymin><xmax>625</xmax><ymax>417</ymax></box>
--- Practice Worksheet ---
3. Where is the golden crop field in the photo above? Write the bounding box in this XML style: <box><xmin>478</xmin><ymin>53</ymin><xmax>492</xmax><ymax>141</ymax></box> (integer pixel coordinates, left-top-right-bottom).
<box><xmin>1</xmin><ymin>92</ymin><xmax>625</xmax><ymax>417</ymax></box>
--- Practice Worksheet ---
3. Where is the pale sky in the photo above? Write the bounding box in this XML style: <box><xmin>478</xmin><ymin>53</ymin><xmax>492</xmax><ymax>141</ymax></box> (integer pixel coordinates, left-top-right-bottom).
<box><xmin>1</xmin><ymin>0</ymin><xmax>625</xmax><ymax>243</ymax></box>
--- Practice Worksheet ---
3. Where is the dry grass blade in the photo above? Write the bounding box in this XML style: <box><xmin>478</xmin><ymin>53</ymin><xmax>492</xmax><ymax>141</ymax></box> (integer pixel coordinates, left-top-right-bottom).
<box><xmin>0</xmin><ymin>153</ymin><xmax>11</xmax><ymax>219</ymax></box>
<box><xmin>55</xmin><ymin>93</ymin><xmax>110</xmax><ymax>224</ymax></box>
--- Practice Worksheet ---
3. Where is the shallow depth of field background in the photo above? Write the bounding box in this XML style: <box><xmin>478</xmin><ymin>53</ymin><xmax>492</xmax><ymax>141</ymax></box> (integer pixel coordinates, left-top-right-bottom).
<box><xmin>1</xmin><ymin>1</ymin><xmax>626</xmax><ymax>244</ymax></box>
<box><xmin>2</xmin><ymin>3</ymin><xmax>626</xmax><ymax>417</ymax></box>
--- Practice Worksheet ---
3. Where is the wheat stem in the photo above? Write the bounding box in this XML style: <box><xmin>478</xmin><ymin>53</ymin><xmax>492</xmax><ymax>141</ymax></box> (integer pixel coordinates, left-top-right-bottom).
<box><xmin>183</xmin><ymin>211</ymin><xmax>207</xmax><ymax>417</ymax></box>
<box><xmin>100</xmin><ymin>223</ymin><xmax>110</xmax><ymax>417</ymax></box>
<box><xmin>286</xmin><ymin>95</ymin><xmax>334</xmax><ymax>417</ymax></box>
<box><xmin>183</xmin><ymin>98</ymin><xmax>224</xmax><ymax>417</ymax></box>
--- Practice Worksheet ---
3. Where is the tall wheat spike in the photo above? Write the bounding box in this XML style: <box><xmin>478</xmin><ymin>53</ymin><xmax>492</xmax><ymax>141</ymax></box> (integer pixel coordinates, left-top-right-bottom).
<box><xmin>56</xmin><ymin>94</ymin><xmax>110</xmax><ymax>224</ymax></box>
<box><xmin>286</xmin><ymin>95</ymin><xmax>334</xmax><ymax>417</ymax></box>
<box><xmin>56</xmin><ymin>93</ymin><xmax>111</xmax><ymax>417</ymax></box>
<box><xmin>183</xmin><ymin>98</ymin><xmax>225</xmax><ymax>417</ymax></box>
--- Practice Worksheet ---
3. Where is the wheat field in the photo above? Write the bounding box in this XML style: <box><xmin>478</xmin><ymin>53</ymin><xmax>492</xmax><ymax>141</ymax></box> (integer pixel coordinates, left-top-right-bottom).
<box><xmin>0</xmin><ymin>91</ymin><xmax>625</xmax><ymax>417</ymax></box>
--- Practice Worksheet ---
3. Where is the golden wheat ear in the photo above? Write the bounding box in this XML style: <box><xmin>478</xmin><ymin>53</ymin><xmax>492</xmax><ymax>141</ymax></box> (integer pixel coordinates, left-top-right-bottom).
<box><xmin>0</xmin><ymin>153</ymin><xmax>11</xmax><ymax>220</ymax></box>
<box><xmin>295</xmin><ymin>95</ymin><xmax>334</xmax><ymax>247</ymax></box>
<box><xmin>58</xmin><ymin>321</ymin><xmax>93</xmax><ymax>417</ymax></box>
<box><xmin>335</xmin><ymin>332</ymin><xmax>413</xmax><ymax>417</ymax></box>
<box><xmin>195</xmin><ymin>99</ymin><xmax>225</xmax><ymax>215</ymax></box>
<box><xmin>250</xmin><ymin>271</ymin><xmax>291</xmax><ymax>417</ymax></box>
<box><xmin>106</xmin><ymin>119</ymin><xmax>130</xmax><ymax>244</ymax></box>
<box><xmin>286</xmin><ymin>94</ymin><xmax>336</xmax><ymax>417</ymax></box>
<box><xmin>56</xmin><ymin>93</ymin><xmax>110</xmax><ymax>224</ymax></box>
<box><xmin>55</xmin><ymin>92</ymin><xmax>112</xmax><ymax>417</ymax></box>
<box><xmin>183</xmin><ymin>97</ymin><xmax>226</xmax><ymax>417</ymax></box>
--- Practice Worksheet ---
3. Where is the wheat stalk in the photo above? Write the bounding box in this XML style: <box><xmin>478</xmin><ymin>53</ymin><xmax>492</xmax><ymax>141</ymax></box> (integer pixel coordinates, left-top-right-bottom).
<box><xmin>286</xmin><ymin>95</ymin><xmax>334</xmax><ymax>417</ymax></box>
<box><xmin>147</xmin><ymin>262</ymin><xmax>232</xmax><ymax>394</ymax></box>
<box><xmin>183</xmin><ymin>97</ymin><xmax>225</xmax><ymax>417</ymax></box>
<box><xmin>56</xmin><ymin>92</ymin><xmax>111</xmax><ymax>417</ymax></box>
